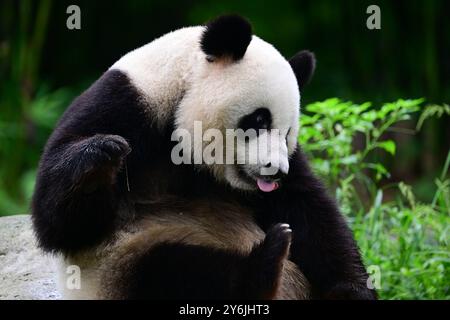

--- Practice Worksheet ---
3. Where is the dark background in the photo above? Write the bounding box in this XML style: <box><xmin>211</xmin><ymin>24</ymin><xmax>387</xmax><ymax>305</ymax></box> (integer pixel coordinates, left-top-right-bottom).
<box><xmin>26</xmin><ymin>0</ymin><xmax>450</xmax><ymax>103</ymax></box>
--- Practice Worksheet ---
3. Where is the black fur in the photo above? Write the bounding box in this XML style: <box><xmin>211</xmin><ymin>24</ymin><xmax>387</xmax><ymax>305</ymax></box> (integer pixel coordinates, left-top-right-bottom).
<box><xmin>200</xmin><ymin>15</ymin><xmax>252</xmax><ymax>61</ymax></box>
<box><xmin>114</xmin><ymin>223</ymin><xmax>291</xmax><ymax>299</ymax></box>
<box><xmin>237</xmin><ymin>107</ymin><xmax>272</xmax><ymax>132</ymax></box>
<box><xmin>254</xmin><ymin>148</ymin><xmax>377</xmax><ymax>299</ymax></box>
<box><xmin>32</xmin><ymin>70</ymin><xmax>375</xmax><ymax>299</ymax></box>
<box><xmin>289</xmin><ymin>50</ymin><xmax>316</xmax><ymax>90</ymax></box>
<box><xmin>31</xmin><ymin>69</ymin><xmax>169</xmax><ymax>253</ymax></box>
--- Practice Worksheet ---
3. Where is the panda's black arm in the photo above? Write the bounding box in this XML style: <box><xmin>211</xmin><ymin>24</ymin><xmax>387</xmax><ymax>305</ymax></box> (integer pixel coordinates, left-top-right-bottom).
<box><xmin>32</xmin><ymin>70</ymin><xmax>152</xmax><ymax>254</ymax></box>
<box><xmin>32</xmin><ymin>133</ymin><xmax>131</xmax><ymax>254</ymax></box>
<box><xmin>261</xmin><ymin>146</ymin><xmax>377</xmax><ymax>299</ymax></box>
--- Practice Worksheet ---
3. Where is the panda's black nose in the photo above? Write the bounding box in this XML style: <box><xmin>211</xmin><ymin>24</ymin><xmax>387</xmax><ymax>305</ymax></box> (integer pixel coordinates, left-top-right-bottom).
<box><xmin>263</xmin><ymin>162</ymin><xmax>288</xmax><ymax>179</ymax></box>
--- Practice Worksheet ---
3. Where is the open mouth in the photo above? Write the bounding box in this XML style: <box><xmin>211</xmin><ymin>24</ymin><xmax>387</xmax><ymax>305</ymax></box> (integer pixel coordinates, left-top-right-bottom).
<box><xmin>237</xmin><ymin>168</ymin><xmax>280</xmax><ymax>192</ymax></box>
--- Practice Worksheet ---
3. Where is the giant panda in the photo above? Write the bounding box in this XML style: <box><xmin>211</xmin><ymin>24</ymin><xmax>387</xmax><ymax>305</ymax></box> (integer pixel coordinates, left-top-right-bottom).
<box><xmin>32</xmin><ymin>15</ymin><xmax>377</xmax><ymax>300</ymax></box>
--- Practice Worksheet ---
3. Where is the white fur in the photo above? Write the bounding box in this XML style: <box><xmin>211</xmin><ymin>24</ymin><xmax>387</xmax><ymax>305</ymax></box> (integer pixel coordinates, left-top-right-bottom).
<box><xmin>111</xmin><ymin>27</ymin><xmax>204</xmax><ymax>127</ymax></box>
<box><xmin>111</xmin><ymin>25</ymin><xmax>301</xmax><ymax>189</ymax></box>
<box><xmin>57</xmin><ymin>254</ymin><xmax>102</xmax><ymax>300</ymax></box>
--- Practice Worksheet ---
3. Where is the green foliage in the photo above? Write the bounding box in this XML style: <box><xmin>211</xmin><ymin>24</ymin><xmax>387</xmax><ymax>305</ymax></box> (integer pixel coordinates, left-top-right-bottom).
<box><xmin>0</xmin><ymin>0</ymin><xmax>75</xmax><ymax>215</ymax></box>
<box><xmin>300</xmin><ymin>99</ymin><xmax>450</xmax><ymax>299</ymax></box>
<box><xmin>417</xmin><ymin>103</ymin><xmax>450</xmax><ymax>130</ymax></box>
<box><xmin>0</xmin><ymin>84</ymin><xmax>74</xmax><ymax>215</ymax></box>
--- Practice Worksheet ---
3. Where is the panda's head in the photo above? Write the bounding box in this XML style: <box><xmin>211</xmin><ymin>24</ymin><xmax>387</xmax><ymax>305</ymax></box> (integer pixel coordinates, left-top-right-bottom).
<box><xmin>175</xmin><ymin>15</ymin><xmax>315</xmax><ymax>192</ymax></box>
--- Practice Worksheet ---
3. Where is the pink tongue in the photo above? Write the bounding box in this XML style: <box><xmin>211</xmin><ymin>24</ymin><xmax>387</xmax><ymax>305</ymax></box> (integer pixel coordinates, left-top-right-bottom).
<box><xmin>256</xmin><ymin>179</ymin><xmax>279</xmax><ymax>192</ymax></box>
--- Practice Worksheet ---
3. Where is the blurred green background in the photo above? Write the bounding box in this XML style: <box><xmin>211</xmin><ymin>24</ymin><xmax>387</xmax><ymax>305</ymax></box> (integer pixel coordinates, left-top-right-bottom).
<box><xmin>0</xmin><ymin>0</ymin><xmax>449</xmax><ymax>299</ymax></box>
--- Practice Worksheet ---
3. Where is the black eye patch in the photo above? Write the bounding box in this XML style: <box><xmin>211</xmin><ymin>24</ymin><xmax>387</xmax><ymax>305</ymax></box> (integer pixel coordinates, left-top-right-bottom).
<box><xmin>237</xmin><ymin>108</ymin><xmax>272</xmax><ymax>132</ymax></box>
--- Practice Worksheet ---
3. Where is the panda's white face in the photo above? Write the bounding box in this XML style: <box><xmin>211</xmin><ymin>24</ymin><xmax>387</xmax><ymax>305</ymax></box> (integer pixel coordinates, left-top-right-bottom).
<box><xmin>175</xmin><ymin>36</ymin><xmax>300</xmax><ymax>192</ymax></box>
<box><xmin>112</xmin><ymin>16</ymin><xmax>314</xmax><ymax>192</ymax></box>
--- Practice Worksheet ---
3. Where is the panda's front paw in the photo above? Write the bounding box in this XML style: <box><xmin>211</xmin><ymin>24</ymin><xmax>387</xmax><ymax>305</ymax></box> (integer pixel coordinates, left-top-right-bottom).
<box><xmin>243</xmin><ymin>223</ymin><xmax>292</xmax><ymax>299</ymax></box>
<box><xmin>70</xmin><ymin>134</ymin><xmax>131</xmax><ymax>187</ymax></box>
<box><xmin>324</xmin><ymin>282</ymin><xmax>377</xmax><ymax>300</ymax></box>
<box><xmin>260</xmin><ymin>223</ymin><xmax>292</xmax><ymax>264</ymax></box>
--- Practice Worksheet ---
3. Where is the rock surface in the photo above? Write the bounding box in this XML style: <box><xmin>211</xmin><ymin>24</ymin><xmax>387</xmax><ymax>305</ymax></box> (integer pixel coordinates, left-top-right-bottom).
<box><xmin>0</xmin><ymin>215</ymin><xmax>60</xmax><ymax>300</ymax></box>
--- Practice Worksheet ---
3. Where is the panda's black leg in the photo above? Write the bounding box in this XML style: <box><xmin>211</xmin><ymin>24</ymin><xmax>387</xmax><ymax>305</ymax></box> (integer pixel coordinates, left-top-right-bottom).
<box><xmin>115</xmin><ymin>224</ymin><xmax>291</xmax><ymax>300</ymax></box>
<box><xmin>32</xmin><ymin>134</ymin><xmax>130</xmax><ymax>254</ymax></box>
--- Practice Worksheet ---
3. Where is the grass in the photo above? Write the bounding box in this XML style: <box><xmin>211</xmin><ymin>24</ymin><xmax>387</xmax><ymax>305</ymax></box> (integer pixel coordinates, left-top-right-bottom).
<box><xmin>299</xmin><ymin>98</ymin><xmax>449</xmax><ymax>299</ymax></box>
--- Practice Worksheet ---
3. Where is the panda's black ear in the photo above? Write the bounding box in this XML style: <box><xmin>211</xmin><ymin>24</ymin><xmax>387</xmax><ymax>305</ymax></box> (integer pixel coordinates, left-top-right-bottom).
<box><xmin>200</xmin><ymin>15</ymin><xmax>252</xmax><ymax>61</ymax></box>
<box><xmin>289</xmin><ymin>50</ymin><xmax>316</xmax><ymax>90</ymax></box>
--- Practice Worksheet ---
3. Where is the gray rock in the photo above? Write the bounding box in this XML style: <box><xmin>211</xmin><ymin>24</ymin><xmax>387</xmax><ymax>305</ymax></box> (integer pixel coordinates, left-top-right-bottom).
<box><xmin>0</xmin><ymin>215</ymin><xmax>60</xmax><ymax>300</ymax></box>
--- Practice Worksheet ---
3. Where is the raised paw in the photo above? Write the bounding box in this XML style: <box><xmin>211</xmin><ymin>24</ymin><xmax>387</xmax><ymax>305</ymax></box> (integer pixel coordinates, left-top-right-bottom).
<box><xmin>87</xmin><ymin>134</ymin><xmax>131</xmax><ymax>164</ymax></box>
<box><xmin>243</xmin><ymin>223</ymin><xmax>293</xmax><ymax>299</ymax></box>
<box><xmin>261</xmin><ymin>223</ymin><xmax>292</xmax><ymax>262</ymax></box>
<box><xmin>69</xmin><ymin>134</ymin><xmax>131</xmax><ymax>186</ymax></box>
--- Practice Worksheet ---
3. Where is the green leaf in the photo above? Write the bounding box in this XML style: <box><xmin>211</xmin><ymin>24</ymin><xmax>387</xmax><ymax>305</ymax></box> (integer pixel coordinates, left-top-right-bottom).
<box><xmin>417</xmin><ymin>104</ymin><xmax>450</xmax><ymax>130</ymax></box>
<box><xmin>339</xmin><ymin>154</ymin><xmax>359</xmax><ymax>165</ymax></box>
<box><xmin>378</xmin><ymin>140</ymin><xmax>396</xmax><ymax>155</ymax></box>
